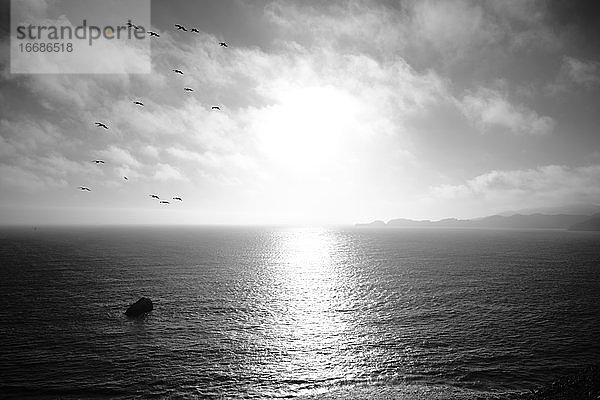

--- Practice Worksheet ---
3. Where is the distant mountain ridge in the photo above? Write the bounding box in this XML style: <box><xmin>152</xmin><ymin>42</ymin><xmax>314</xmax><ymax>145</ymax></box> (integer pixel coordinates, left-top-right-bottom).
<box><xmin>357</xmin><ymin>209</ymin><xmax>600</xmax><ymax>231</ymax></box>
<box><xmin>568</xmin><ymin>213</ymin><xmax>600</xmax><ymax>231</ymax></box>
<box><xmin>498</xmin><ymin>203</ymin><xmax>600</xmax><ymax>216</ymax></box>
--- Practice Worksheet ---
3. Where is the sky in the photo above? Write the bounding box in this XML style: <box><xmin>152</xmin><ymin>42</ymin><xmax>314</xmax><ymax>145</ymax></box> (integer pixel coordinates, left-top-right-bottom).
<box><xmin>1</xmin><ymin>0</ymin><xmax>600</xmax><ymax>225</ymax></box>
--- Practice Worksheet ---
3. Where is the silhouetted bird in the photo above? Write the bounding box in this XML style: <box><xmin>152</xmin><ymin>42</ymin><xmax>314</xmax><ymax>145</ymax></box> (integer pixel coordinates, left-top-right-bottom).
<box><xmin>173</xmin><ymin>69</ymin><xmax>184</xmax><ymax>75</ymax></box>
<box><xmin>173</xmin><ymin>197</ymin><xmax>183</xmax><ymax>201</ymax></box>
<box><xmin>123</xmin><ymin>176</ymin><xmax>128</xmax><ymax>180</ymax></box>
<box><xmin>160</xmin><ymin>201</ymin><xmax>170</xmax><ymax>204</ymax></box>
<box><xmin>191</xmin><ymin>28</ymin><xmax>199</xmax><ymax>33</ymax></box>
<box><xmin>211</xmin><ymin>106</ymin><xmax>220</xmax><ymax>110</ymax></box>
<box><xmin>219</xmin><ymin>42</ymin><xmax>228</xmax><ymax>47</ymax></box>
<box><xmin>148</xmin><ymin>31</ymin><xmax>160</xmax><ymax>37</ymax></box>
<box><xmin>184</xmin><ymin>87</ymin><xmax>194</xmax><ymax>92</ymax></box>
<box><xmin>149</xmin><ymin>194</ymin><xmax>159</xmax><ymax>199</ymax></box>
<box><xmin>133</xmin><ymin>101</ymin><xmax>144</xmax><ymax>106</ymax></box>
<box><xmin>92</xmin><ymin>160</ymin><xmax>105</xmax><ymax>164</ymax></box>
<box><xmin>175</xmin><ymin>24</ymin><xmax>187</xmax><ymax>31</ymax></box>
<box><xmin>78</xmin><ymin>186</ymin><xmax>91</xmax><ymax>191</ymax></box>
<box><xmin>127</xmin><ymin>21</ymin><xmax>139</xmax><ymax>30</ymax></box>
<box><xmin>95</xmin><ymin>122</ymin><xmax>108</xmax><ymax>129</ymax></box>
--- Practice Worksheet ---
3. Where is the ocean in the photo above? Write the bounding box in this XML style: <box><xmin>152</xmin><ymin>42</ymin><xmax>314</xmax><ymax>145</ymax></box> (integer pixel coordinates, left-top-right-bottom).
<box><xmin>1</xmin><ymin>226</ymin><xmax>599</xmax><ymax>399</ymax></box>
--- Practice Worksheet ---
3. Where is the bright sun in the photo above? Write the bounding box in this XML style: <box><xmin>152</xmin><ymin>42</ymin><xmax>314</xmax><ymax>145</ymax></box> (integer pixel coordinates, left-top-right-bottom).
<box><xmin>255</xmin><ymin>85</ymin><xmax>360</xmax><ymax>172</ymax></box>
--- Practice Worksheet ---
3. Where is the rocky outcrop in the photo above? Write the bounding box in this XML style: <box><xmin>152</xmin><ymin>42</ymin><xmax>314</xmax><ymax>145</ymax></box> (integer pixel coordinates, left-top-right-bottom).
<box><xmin>125</xmin><ymin>297</ymin><xmax>153</xmax><ymax>317</ymax></box>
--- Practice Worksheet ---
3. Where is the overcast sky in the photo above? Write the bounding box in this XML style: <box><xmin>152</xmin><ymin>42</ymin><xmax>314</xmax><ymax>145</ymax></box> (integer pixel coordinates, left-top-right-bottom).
<box><xmin>1</xmin><ymin>0</ymin><xmax>600</xmax><ymax>225</ymax></box>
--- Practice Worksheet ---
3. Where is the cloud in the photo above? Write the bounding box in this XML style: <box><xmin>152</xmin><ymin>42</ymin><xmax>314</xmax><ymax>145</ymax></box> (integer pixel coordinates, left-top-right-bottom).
<box><xmin>459</xmin><ymin>88</ymin><xmax>555</xmax><ymax>135</ymax></box>
<box><xmin>562</xmin><ymin>56</ymin><xmax>600</xmax><ymax>87</ymax></box>
<box><xmin>0</xmin><ymin>0</ymin><xmax>586</xmax><ymax>223</ymax></box>
<box><xmin>547</xmin><ymin>56</ymin><xmax>600</xmax><ymax>94</ymax></box>
<box><xmin>140</xmin><ymin>145</ymin><xmax>160</xmax><ymax>159</ymax></box>
<box><xmin>0</xmin><ymin>163</ymin><xmax>67</xmax><ymax>192</ymax></box>
<box><xmin>153</xmin><ymin>163</ymin><xmax>188</xmax><ymax>182</ymax></box>
<box><xmin>37</xmin><ymin>155</ymin><xmax>94</xmax><ymax>177</ymax></box>
<box><xmin>430</xmin><ymin>165</ymin><xmax>600</xmax><ymax>209</ymax></box>
<box><xmin>97</xmin><ymin>145</ymin><xmax>142</xmax><ymax>168</ymax></box>
<box><xmin>264</xmin><ymin>0</ymin><xmax>558</xmax><ymax>65</ymax></box>
<box><xmin>264</xmin><ymin>0</ymin><xmax>408</xmax><ymax>56</ymax></box>
<box><xmin>0</xmin><ymin>119</ymin><xmax>64</xmax><ymax>154</ymax></box>
<box><xmin>413</xmin><ymin>0</ymin><xmax>502</xmax><ymax>60</ymax></box>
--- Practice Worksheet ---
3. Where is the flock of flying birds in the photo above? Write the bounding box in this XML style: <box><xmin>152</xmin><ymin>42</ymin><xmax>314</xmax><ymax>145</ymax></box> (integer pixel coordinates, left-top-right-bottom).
<box><xmin>77</xmin><ymin>22</ymin><xmax>229</xmax><ymax>205</ymax></box>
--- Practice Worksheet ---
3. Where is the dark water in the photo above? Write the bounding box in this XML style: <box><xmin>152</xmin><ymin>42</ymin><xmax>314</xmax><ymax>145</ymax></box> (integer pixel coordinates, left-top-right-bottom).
<box><xmin>1</xmin><ymin>226</ymin><xmax>599</xmax><ymax>399</ymax></box>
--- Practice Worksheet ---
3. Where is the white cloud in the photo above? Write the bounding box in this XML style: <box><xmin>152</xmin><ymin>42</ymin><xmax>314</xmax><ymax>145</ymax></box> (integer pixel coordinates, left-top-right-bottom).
<box><xmin>166</xmin><ymin>147</ymin><xmax>204</xmax><ymax>163</ymax></box>
<box><xmin>430</xmin><ymin>165</ymin><xmax>600</xmax><ymax>209</ymax></box>
<box><xmin>0</xmin><ymin>163</ymin><xmax>67</xmax><ymax>192</ymax></box>
<box><xmin>37</xmin><ymin>155</ymin><xmax>94</xmax><ymax>177</ymax></box>
<box><xmin>153</xmin><ymin>163</ymin><xmax>188</xmax><ymax>182</ymax></box>
<box><xmin>140</xmin><ymin>145</ymin><xmax>160</xmax><ymax>158</ymax></box>
<box><xmin>97</xmin><ymin>145</ymin><xmax>142</xmax><ymax>168</ymax></box>
<box><xmin>0</xmin><ymin>119</ymin><xmax>64</xmax><ymax>154</ymax></box>
<box><xmin>459</xmin><ymin>88</ymin><xmax>554</xmax><ymax>135</ymax></box>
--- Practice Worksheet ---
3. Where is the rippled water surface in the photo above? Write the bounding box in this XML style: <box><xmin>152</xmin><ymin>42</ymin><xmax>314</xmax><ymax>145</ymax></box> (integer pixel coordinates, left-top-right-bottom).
<box><xmin>1</xmin><ymin>226</ymin><xmax>599</xmax><ymax>399</ymax></box>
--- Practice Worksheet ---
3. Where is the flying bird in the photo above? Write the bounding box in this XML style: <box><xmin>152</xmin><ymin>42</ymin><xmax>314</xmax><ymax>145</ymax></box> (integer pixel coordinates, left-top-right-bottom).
<box><xmin>95</xmin><ymin>122</ymin><xmax>108</xmax><ymax>129</ymax></box>
<box><xmin>148</xmin><ymin>31</ymin><xmax>160</xmax><ymax>37</ymax></box>
<box><xmin>184</xmin><ymin>87</ymin><xmax>194</xmax><ymax>92</ymax></box>
<box><xmin>78</xmin><ymin>186</ymin><xmax>91</xmax><ymax>191</ymax></box>
<box><xmin>160</xmin><ymin>201</ymin><xmax>170</xmax><ymax>204</ymax></box>
<box><xmin>149</xmin><ymin>194</ymin><xmax>159</xmax><ymax>199</ymax></box>
<box><xmin>191</xmin><ymin>28</ymin><xmax>199</xmax><ymax>33</ymax></box>
<box><xmin>92</xmin><ymin>160</ymin><xmax>105</xmax><ymax>164</ymax></box>
<box><xmin>211</xmin><ymin>106</ymin><xmax>221</xmax><ymax>110</ymax></box>
<box><xmin>172</xmin><ymin>69</ymin><xmax>184</xmax><ymax>75</ymax></box>
<box><xmin>123</xmin><ymin>176</ymin><xmax>128</xmax><ymax>180</ymax></box>
<box><xmin>173</xmin><ymin>197</ymin><xmax>183</xmax><ymax>201</ymax></box>
<box><xmin>133</xmin><ymin>101</ymin><xmax>144</xmax><ymax>106</ymax></box>
<box><xmin>219</xmin><ymin>42</ymin><xmax>228</xmax><ymax>47</ymax></box>
<box><xmin>127</xmin><ymin>21</ymin><xmax>139</xmax><ymax>30</ymax></box>
<box><xmin>175</xmin><ymin>24</ymin><xmax>187</xmax><ymax>31</ymax></box>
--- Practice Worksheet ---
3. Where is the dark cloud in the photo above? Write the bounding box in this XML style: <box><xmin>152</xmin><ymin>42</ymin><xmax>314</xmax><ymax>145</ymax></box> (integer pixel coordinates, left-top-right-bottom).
<box><xmin>547</xmin><ymin>0</ymin><xmax>600</xmax><ymax>48</ymax></box>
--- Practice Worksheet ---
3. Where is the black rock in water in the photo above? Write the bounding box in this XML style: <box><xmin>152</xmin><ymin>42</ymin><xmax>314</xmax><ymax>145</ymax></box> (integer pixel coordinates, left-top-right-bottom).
<box><xmin>125</xmin><ymin>297</ymin><xmax>153</xmax><ymax>317</ymax></box>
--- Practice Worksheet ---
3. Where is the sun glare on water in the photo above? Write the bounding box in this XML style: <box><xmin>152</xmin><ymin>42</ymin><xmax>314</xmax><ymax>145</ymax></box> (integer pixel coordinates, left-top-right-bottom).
<box><xmin>261</xmin><ymin>228</ymin><xmax>357</xmax><ymax>396</ymax></box>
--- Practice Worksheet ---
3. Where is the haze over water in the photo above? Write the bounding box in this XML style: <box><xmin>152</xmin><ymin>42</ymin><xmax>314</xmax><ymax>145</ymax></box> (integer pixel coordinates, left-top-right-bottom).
<box><xmin>1</xmin><ymin>226</ymin><xmax>599</xmax><ymax>399</ymax></box>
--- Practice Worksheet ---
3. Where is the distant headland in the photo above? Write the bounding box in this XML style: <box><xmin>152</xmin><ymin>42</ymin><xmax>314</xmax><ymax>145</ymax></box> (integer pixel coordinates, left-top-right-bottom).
<box><xmin>357</xmin><ymin>205</ymin><xmax>600</xmax><ymax>231</ymax></box>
